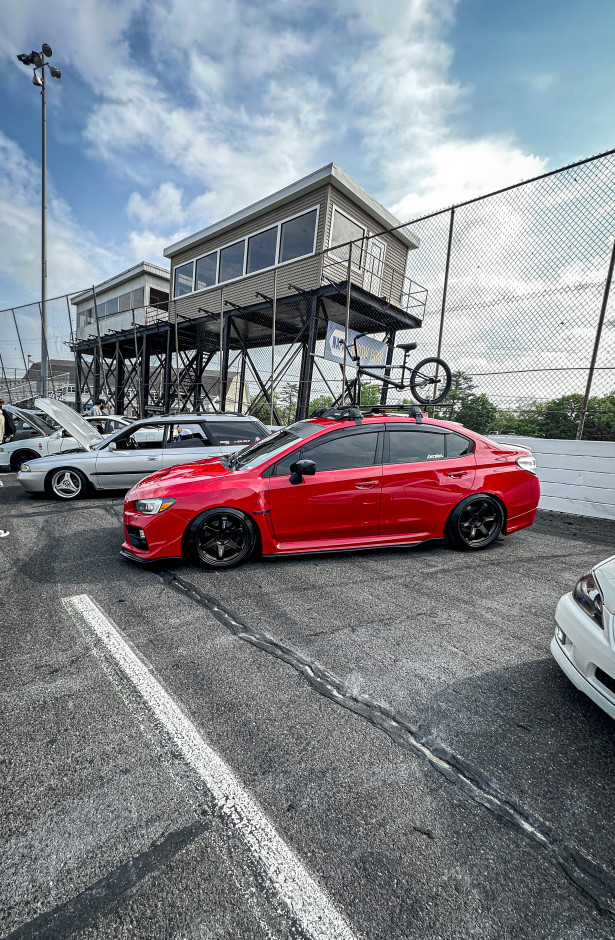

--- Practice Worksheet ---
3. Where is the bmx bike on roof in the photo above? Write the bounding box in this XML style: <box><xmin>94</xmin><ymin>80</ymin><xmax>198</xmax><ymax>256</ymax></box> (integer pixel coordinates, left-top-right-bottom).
<box><xmin>345</xmin><ymin>335</ymin><xmax>452</xmax><ymax>406</ymax></box>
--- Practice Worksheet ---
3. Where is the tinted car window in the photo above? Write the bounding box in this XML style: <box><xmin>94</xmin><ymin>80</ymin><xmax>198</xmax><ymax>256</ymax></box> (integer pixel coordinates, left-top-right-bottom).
<box><xmin>305</xmin><ymin>431</ymin><xmax>378</xmax><ymax>471</ymax></box>
<box><xmin>207</xmin><ymin>420</ymin><xmax>265</xmax><ymax>446</ymax></box>
<box><xmin>165</xmin><ymin>422</ymin><xmax>212</xmax><ymax>448</ymax></box>
<box><xmin>387</xmin><ymin>430</ymin><xmax>446</xmax><ymax>464</ymax></box>
<box><xmin>446</xmin><ymin>432</ymin><xmax>474</xmax><ymax>458</ymax></box>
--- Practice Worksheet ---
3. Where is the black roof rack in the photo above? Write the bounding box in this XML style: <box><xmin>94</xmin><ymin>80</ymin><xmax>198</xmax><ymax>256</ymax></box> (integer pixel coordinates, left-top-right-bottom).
<box><xmin>310</xmin><ymin>404</ymin><xmax>424</xmax><ymax>424</ymax></box>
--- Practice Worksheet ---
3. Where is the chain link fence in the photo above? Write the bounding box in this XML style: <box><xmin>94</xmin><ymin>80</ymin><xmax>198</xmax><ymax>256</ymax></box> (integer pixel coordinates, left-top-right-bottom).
<box><xmin>1</xmin><ymin>148</ymin><xmax>615</xmax><ymax>438</ymax></box>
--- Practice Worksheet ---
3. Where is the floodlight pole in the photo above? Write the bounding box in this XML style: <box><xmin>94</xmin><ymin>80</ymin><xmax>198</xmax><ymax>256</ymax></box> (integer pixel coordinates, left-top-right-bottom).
<box><xmin>40</xmin><ymin>53</ymin><xmax>49</xmax><ymax>397</ymax></box>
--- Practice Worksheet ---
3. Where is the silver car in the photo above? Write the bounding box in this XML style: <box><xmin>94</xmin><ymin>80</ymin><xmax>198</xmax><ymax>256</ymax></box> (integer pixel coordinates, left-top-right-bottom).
<box><xmin>17</xmin><ymin>399</ymin><xmax>270</xmax><ymax>499</ymax></box>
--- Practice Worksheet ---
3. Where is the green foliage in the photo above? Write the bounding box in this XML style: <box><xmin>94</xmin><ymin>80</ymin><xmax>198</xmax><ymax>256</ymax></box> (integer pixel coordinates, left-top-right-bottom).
<box><xmin>308</xmin><ymin>394</ymin><xmax>334</xmax><ymax>415</ymax></box>
<box><xmin>359</xmin><ymin>383</ymin><xmax>381</xmax><ymax>405</ymax></box>
<box><xmin>454</xmin><ymin>394</ymin><xmax>498</xmax><ymax>434</ymax></box>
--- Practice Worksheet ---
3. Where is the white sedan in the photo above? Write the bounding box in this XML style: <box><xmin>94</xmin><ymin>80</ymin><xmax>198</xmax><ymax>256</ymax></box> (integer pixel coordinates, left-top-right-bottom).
<box><xmin>552</xmin><ymin>554</ymin><xmax>615</xmax><ymax>720</ymax></box>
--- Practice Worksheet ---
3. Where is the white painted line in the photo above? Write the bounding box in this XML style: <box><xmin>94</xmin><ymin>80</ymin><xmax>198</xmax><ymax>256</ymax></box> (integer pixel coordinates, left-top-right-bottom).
<box><xmin>63</xmin><ymin>594</ymin><xmax>357</xmax><ymax>940</ymax></box>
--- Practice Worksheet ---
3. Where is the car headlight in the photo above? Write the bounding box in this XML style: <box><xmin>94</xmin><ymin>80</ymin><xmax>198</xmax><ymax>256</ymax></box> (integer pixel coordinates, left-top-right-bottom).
<box><xmin>515</xmin><ymin>454</ymin><xmax>536</xmax><ymax>474</ymax></box>
<box><xmin>572</xmin><ymin>571</ymin><xmax>603</xmax><ymax>628</ymax></box>
<box><xmin>20</xmin><ymin>464</ymin><xmax>31</xmax><ymax>472</ymax></box>
<box><xmin>133</xmin><ymin>497</ymin><xmax>176</xmax><ymax>514</ymax></box>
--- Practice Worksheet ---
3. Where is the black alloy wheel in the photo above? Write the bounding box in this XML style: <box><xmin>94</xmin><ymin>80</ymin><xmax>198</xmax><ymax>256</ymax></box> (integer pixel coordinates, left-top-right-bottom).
<box><xmin>191</xmin><ymin>509</ymin><xmax>256</xmax><ymax>569</ymax></box>
<box><xmin>409</xmin><ymin>357</ymin><xmax>452</xmax><ymax>405</ymax></box>
<box><xmin>10</xmin><ymin>449</ymin><xmax>39</xmax><ymax>472</ymax></box>
<box><xmin>47</xmin><ymin>467</ymin><xmax>88</xmax><ymax>500</ymax></box>
<box><xmin>447</xmin><ymin>495</ymin><xmax>504</xmax><ymax>550</ymax></box>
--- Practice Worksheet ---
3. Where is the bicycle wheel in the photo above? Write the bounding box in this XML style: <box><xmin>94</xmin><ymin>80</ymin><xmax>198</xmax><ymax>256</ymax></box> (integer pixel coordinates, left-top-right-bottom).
<box><xmin>409</xmin><ymin>357</ymin><xmax>452</xmax><ymax>405</ymax></box>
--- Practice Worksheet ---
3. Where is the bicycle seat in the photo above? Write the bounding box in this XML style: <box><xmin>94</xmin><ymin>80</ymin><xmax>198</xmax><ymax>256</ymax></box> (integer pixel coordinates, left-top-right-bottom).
<box><xmin>396</xmin><ymin>342</ymin><xmax>418</xmax><ymax>352</ymax></box>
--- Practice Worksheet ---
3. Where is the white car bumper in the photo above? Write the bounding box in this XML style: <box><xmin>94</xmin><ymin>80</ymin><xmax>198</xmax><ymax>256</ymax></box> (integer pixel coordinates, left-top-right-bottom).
<box><xmin>552</xmin><ymin>592</ymin><xmax>615</xmax><ymax>720</ymax></box>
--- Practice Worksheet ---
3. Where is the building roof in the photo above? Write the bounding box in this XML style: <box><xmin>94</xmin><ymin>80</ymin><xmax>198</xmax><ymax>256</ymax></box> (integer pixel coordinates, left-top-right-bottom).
<box><xmin>71</xmin><ymin>262</ymin><xmax>170</xmax><ymax>306</ymax></box>
<box><xmin>164</xmin><ymin>163</ymin><xmax>419</xmax><ymax>258</ymax></box>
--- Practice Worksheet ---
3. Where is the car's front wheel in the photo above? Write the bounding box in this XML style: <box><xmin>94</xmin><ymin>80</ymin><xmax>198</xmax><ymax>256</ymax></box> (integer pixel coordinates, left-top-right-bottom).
<box><xmin>10</xmin><ymin>449</ymin><xmax>39</xmax><ymax>472</ymax></box>
<box><xmin>447</xmin><ymin>494</ymin><xmax>505</xmax><ymax>550</ymax></box>
<box><xmin>47</xmin><ymin>467</ymin><xmax>89</xmax><ymax>500</ymax></box>
<box><xmin>188</xmin><ymin>508</ymin><xmax>257</xmax><ymax>569</ymax></box>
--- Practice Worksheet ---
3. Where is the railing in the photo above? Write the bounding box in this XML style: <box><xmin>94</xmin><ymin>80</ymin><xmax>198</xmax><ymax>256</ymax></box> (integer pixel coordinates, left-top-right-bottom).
<box><xmin>321</xmin><ymin>237</ymin><xmax>427</xmax><ymax>319</ymax></box>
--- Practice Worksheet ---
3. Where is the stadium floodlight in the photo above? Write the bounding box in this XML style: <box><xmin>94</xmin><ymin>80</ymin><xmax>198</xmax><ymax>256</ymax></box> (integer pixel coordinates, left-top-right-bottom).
<box><xmin>16</xmin><ymin>44</ymin><xmax>62</xmax><ymax>397</ymax></box>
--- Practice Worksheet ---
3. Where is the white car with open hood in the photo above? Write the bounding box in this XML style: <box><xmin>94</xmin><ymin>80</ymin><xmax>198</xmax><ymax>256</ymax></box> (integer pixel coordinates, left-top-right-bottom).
<box><xmin>0</xmin><ymin>402</ymin><xmax>86</xmax><ymax>472</ymax></box>
<box><xmin>16</xmin><ymin>399</ymin><xmax>269</xmax><ymax>499</ymax></box>
<box><xmin>552</xmin><ymin>554</ymin><xmax>615</xmax><ymax>720</ymax></box>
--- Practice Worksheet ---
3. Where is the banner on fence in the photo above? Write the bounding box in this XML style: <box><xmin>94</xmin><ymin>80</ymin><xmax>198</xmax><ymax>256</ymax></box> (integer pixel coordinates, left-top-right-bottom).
<box><xmin>324</xmin><ymin>322</ymin><xmax>387</xmax><ymax>371</ymax></box>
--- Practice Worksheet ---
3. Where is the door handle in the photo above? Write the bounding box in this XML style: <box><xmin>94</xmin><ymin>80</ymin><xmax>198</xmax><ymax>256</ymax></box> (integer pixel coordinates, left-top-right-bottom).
<box><xmin>445</xmin><ymin>471</ymin><xmax>469</xmax><ymax>478</ymax></box>
<box><xmin>355</xmin><ymin>480</ymin><xmax>379</xmax><ymax>489</ymax></box>
<box><xmin>146</xmin><ymin>456</ymin><xmax>158</xmax><ymax>461</ymax></box>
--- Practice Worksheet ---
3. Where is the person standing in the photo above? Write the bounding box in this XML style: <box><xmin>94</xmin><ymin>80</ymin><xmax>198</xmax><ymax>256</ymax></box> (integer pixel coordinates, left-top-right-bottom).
<box><xmin>89</xmin><ymin>398</ymin><xmax>106</xmax><ymax>417</ymax></box>
<box><xmin>0</xmin><ymin>399</ymin><xmax>15</xmax><ymax>442</ymax></box>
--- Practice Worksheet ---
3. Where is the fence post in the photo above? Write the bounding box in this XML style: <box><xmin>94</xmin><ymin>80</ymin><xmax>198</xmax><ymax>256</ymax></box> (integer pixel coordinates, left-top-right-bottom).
<box><xmin>577</xmin><ymin>235</ymin><xmax>615</xmax><ymax>440</ymax></box>
<box><xmin>436</xmin><ymin>207</ymin><xmax>455</xmax><ymax>361</ymax></box>
<box><xmin>0</xmin><ymin>346</ymin><xmax>12</xmax><ymax>403</ymax></box>
<box><xmin>12</xmin><ymin>308</ymin><xmax>35</xmax><ymax>401</ymax></box>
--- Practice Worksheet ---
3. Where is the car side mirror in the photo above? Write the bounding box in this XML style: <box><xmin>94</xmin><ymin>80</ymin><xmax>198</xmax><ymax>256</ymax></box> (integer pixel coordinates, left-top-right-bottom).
<box><xmin>289</xmin><ymin>458</ymin><xmax>316</xmax><ymax>485</ymax></box>
<box><xmin>62</xmin><ymin>429</ymin><xmax>71</xmax><ymax>438</ymax></box>
<box><xmin>108</xmin><ymin>441</ymin><xmax>117</xmax><ymax>452</ymax></box>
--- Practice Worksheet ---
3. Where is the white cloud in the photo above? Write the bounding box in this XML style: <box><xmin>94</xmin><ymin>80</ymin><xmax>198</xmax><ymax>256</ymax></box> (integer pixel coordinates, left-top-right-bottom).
<box><xmin>0</xmin><ymin>131</ymin><xmax>120</xmax><ymax>299</ymax></box>
<box><xmin>127</xmin><ymin>182</ymin><xmax>185</xmax><ymax>227</ymax></box>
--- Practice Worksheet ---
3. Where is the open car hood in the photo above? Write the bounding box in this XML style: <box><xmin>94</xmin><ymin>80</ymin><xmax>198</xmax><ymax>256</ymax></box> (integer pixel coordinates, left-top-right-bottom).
<box><xmin>35</xmin><ymin>398</ymin><xmax>103</xmax><ymax>451</ymax></box>
<box><xmin>4</xmin><ymin>404</ymin><xmax>54</xmax><ymax>437</ymax></box>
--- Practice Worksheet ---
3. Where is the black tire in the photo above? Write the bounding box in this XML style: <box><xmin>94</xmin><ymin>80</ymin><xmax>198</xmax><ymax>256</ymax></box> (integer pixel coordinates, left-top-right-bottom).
<box><xmin>447</xmin><ymin>494</ymin><xmax>505</xmax><ymax>551</ymax></box>
<box><xmin>10</xmin><ymin>449</ymin><xmax>39</xmax><ymax>472</ymax></box>
<box><xmin>409</xmin><ymin>357</ymin><xmax>452</xmax><ymax>405</ymax></box>
<box><xmin>46</xmin><ymin>467</ymin><xmax>89</xmax><ymax>500</ymax></box>
<box><xmin>187</xmin><ymin>508</ymin><xmax>257</xmax><ymax>570</ymax></box>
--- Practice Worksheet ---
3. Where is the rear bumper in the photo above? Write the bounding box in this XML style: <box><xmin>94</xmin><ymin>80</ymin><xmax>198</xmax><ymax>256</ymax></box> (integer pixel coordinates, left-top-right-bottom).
<box><xmin>506</xmin><ymin>505</ymin><xmax>537</xmax><ymax>534</ymax></box>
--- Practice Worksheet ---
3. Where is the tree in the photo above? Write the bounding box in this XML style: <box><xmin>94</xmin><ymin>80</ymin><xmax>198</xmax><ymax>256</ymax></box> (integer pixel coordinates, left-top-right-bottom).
<box><xmin>358</xmin><ymin>383</ymin><xmax>381</xmax><ymax>405</ymax></box>
<box><xmin>308</xmin><ymin>393</ymin><xmax>334</xmax><ymax>415</ymax></box>
<box><xmin>455</xmin><ymin>394</ymin><xmax>498</xmax><ymax>434</ymax></box>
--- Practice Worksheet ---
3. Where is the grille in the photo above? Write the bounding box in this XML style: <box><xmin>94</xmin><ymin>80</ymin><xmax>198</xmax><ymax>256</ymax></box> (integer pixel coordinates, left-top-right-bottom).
<box><xmin>126</xmin><ymin>525</ymin><xmax>148</xmax><ymax>551</ymax></box>
<box><xmin>594</xmin><ymin>667</ymin><xmax>615</xmax><ymax>697</ymax></box>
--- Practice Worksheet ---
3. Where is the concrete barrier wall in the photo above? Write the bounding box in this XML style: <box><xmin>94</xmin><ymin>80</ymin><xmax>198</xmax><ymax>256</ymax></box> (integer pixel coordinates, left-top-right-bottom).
<box><xmin>493</xmin><ymin>436</ymin><xmax>615</xmax><ymax>521</ymax></box>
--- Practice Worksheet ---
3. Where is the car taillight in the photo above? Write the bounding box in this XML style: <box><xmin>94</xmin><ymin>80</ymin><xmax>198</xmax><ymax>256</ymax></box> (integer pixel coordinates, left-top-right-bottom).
<box><xmin>515</xmin><ymin>453</ymin><xmax>536</xmax><ymax>474</ymax></box>
<box><xmin>572</xmin><ymin>571</ymin><xmax>604</xmax><ymax>628</ymax></box>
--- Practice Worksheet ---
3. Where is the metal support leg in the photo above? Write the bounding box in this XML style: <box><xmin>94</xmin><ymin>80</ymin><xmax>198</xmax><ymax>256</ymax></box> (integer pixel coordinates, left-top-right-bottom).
<box><xmin>296</xmin><ymin>295</ymin><xmax>318</xmax><ymax>419</ymax></box>
<box><xmin>380</xmin><ymin>330</ymin><xmax>396</xmax><ymax>406</ymax></box>
<box><xmin>163</xmin><ymin>324</ymin><xmax>173</xmax><ymax>414</ymax></box>
<box><xmin>115</xmin><ymin>340</ymin><xmax>125</xmax><ymax>414</ymax></box>
<box><xmin>142</xmin><ymin>333</ymin><xmax>151</xmax><ymax>416</ymax></box>
<box><xmin>219</xmin><ymin>313</ymin><xmax>230</xmax><ymax>412</ymax></box>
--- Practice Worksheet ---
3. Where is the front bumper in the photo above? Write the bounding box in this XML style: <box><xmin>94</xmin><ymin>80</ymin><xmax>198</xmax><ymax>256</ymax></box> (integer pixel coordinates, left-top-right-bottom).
<box><xmin>121</xmin><ymin>506</ymin><xmax>186</xmax><ymax>562</ymax></box>
<box><xmin>551</xmin><ymin>592</ymin><xmax>615</xmax><ymax>721</ymax></box>
<box><xmin>16</xmin><ymin>469</ymin><xmax>47</xmax><ymax>493</ymax></box>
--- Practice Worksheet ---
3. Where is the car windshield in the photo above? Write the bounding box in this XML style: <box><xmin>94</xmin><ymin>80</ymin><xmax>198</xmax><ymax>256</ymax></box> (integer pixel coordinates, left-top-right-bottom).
<box><xmin>223</xmin><ymin>421</ymin><xmax>318</xmax><ymax>471</ymax></box>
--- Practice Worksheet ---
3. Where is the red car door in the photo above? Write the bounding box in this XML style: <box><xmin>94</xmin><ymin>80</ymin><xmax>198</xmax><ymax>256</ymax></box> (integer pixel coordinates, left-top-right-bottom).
<box><xmin>380</xmin><ymin>427</ymin><xmax>477</xmax><ymax>538</ymax></box>
<box><xmin>267</xmin><ymin>426</ymin><xmax>383</xmax><ymax>545</ymax></box>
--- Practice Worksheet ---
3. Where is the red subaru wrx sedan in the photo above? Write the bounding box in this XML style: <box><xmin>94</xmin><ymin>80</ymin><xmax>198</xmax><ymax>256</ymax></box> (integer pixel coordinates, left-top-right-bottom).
<box><xmin>121</xmin><ymin>410</ymin><xmax>540</xmax><ymax>570</ymax></box>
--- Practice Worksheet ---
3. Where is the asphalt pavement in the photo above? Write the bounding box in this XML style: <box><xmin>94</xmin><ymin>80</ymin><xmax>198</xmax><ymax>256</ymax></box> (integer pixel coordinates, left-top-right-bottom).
<box><xmin>2</xmin><ymin>471</ymin><xmax>615</xmax><ymax>940</ymax></box>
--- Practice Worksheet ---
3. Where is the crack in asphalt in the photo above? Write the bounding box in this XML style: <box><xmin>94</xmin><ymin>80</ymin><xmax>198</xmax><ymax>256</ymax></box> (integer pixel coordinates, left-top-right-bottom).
<box><xmin>157</xmin><ymin>568</ymin><xmax>615</xmax><ymax>919</ymax></box>
<box><xmin>3</xmin><ymin>816</ymin><xmax>212</xmax><ymax>940</ymax></box>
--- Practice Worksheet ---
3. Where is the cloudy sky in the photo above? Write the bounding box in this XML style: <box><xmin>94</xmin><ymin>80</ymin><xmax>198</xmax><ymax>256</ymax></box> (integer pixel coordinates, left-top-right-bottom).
<box><xmin>0</xmin><ymin>0</ymin><xmax>613</xmax><ymax>310</ymax></box>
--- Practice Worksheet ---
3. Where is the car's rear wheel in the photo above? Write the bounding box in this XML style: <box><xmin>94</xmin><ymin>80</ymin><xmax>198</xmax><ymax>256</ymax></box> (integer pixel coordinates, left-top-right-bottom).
<box><xmin>10</xmin><ymin>449</ymin><xmax>39</xmax><ymax>472</ymax></box>
<box><xmin>447</xmin><ymin>494</ymin><xmax>504</xmax><ymax>550</ymax></box>
<box><xmin>189</xmin><ymin>508</ymin><xmax>256</xmax><ymax>569</ymax></box>
<box><xmin>47</xmin><ymin>467</ymin><xmax>89</xmax><ymax>500</ymax></box>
